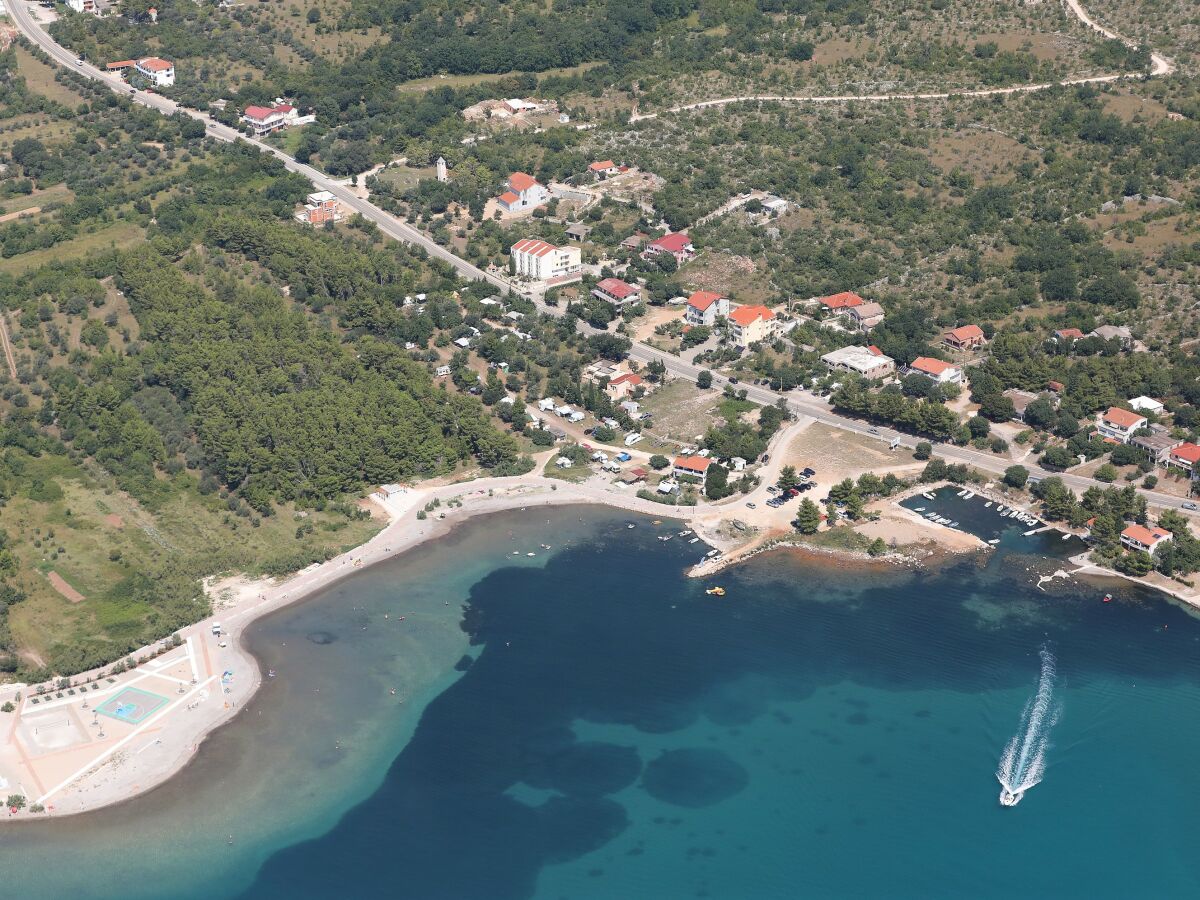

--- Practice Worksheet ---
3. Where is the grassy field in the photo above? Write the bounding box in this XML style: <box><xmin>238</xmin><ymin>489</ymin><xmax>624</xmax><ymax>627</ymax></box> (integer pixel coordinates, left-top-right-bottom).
<box><xmin>3</xmin><ymin>450</ymin><xmax>382</xmax><ymax>670</ymax></box>
<box><xmin>0</xmin><ymin>220</ymin><xmax>144</xmax><ymax>276</ymax></box>
<box><xmin>0</xmin><ymin>184</ymin><xmax>72</xmax><ymax>216</ymax></box>
<box><xmin>13</xmin><ymin>45</ymin><xmax>89</xmax><ymax>106</ymax></box>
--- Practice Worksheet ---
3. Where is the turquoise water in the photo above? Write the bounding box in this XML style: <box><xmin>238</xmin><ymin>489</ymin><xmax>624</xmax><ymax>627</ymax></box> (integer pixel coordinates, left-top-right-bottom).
<box><xmin>5</xmin><ymin>504</ymin><xmax>1200</xmax><ymax>898</ymax></box>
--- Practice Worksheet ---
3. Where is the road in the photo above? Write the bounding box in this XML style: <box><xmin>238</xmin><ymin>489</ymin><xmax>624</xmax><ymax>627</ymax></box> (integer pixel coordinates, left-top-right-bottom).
<box><xmin>10</xmin><ymin>1</ymin><xmax>1195</xmax><ymax>515</ymax></box>
<box><xmin>629</xmin><ymin>0</ymin><xmax>1172</xmax><ymax>122</ymax></box>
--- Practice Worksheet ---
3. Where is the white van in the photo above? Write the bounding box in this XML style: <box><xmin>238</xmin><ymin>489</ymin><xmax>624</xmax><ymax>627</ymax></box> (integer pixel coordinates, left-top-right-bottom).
<box><xmin>624</xmin><ymin>433</ymin><xmax>644</xmax><ymax>446</ymax></box>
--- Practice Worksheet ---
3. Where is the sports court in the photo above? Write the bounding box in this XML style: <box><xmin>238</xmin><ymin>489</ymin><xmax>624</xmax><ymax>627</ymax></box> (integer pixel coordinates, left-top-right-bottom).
<box><xmin>95</xmin><ymin>686</ymin><xmax>170</xmax><ymax>725</ymax></box>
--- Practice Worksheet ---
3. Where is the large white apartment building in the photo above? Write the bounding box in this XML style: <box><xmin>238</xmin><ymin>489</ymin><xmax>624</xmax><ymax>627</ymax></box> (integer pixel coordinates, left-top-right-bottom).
<box><xmin>510</xmin><ymin>239</ymin><xmax>582</xmax><ymax>284</ymax></box>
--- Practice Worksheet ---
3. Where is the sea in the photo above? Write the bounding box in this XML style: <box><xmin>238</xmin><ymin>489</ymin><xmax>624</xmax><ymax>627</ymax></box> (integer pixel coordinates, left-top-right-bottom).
<box><xmin>6</xmin><ymin>491</ymin><xmax>1200</xmax><ymax>899</ymax></box>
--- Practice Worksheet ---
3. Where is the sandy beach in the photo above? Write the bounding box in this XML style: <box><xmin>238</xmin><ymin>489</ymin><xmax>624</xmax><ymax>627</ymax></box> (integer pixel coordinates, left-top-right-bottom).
<box><xmin>0</xmin><ymin>470</ymin><xmax>706</xmax><ymax>819</ymax></box>
<box><xmin>0</xmin><ymin>441</ymin><xmax>1014</xmax><ymax>819</ymax></box>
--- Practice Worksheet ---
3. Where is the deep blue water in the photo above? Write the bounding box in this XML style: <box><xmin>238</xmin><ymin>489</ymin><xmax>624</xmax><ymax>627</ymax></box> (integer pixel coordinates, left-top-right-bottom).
<box><xmin>7</xmin><ymin>504</ymin><xmax>1200</xmax><ymax>899</ymax></box>
<box><xmin>239</xmin><ymin>507</ymin><xmax>1200</xmax><ymax>899</ymax></box>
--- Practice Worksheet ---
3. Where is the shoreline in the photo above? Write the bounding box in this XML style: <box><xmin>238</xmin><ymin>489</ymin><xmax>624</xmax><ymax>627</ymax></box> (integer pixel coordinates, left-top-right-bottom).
<box><xmin>0</xmin><ymin>473</ymin><xmax>699</xmax><ymax>820</ymax></box>
<box><xmin>9</xmin><ymin>471</ymin><xmax>1186</xmax><ymax>820</ymax></box>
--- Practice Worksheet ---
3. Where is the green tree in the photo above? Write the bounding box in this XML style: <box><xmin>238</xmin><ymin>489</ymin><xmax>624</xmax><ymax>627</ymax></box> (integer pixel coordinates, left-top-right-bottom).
<box><xmin>778</xmin><ymin>465</ymin><xmax>800</xmax><ymax>490</ymax></box>
<box><xmin>1003</xmin><ymin>465</ymin><xmax>1029</xmax><ymax>489</ymax></box>
<box><xmin>697</xmin><ymin>370</ymin><xmax>713</xmax><ymax>389</ymax></box>
<box><xmin>914</xmin><ymin>441</ymin><xmax>932</xmax><ymax>460</ymax></box>
<box><xmin>794</xmin><ymin>498</ymin><xmax>821</xmax><ymax>534</ymax></box>
<box><xmin>649</xmin><ymin>455</ymin><xmax>669</xmax><ymax>470</ymax></box>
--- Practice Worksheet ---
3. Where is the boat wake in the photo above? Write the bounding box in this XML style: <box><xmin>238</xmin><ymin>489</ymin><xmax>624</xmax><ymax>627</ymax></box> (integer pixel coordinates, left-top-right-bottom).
<box><xmin>997</xmin><ymin>647</ymin><xmax>1060</xmax><ymax>807</ymax></box>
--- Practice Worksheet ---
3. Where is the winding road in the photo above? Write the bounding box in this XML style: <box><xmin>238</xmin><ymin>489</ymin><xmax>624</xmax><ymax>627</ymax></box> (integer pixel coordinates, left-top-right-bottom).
<box><xmin>8</xmin><ymin>0</ymin><xmax>1194</xmax><ymax>514</ymax></box>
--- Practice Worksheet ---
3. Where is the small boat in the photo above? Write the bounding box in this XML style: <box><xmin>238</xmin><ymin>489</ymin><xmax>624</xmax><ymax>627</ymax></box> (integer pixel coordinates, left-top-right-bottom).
<box><xmin>949</xmin><ymin>521</ymin><xmax>959</xmax><ymax>528</ymax></box>
<box><xmin>527</xmin><ymin>552</ymin><xmax>536</xmax><ymax>557</ymax></box>
<box><xmin>627</xmin><ymin>524</ymin><xmax>636</xmax><ymax>529</ymax></box>
<box><xmin>988</xmin><ymin>539</ymin><xmax>1000</xmax><ymax>545</ymax></box>
<box><xmin>679</xmin><ymin>531</ymin><xmax>692</xmax><ymax>537</ymax></box>
<box><xmin>922</xmin><ymin>492</ymin><xmax>936</xmax><ymax>500</ymax></box>
<box><xmin>267</xmin><ymin>669</ymin><xmax>276</xmax><ymax>679</ymax></box>
<box><xmin>963</xmin><ymin>491</ymin><xmax>975</xmax><ymax>499</ymax></box>
<box><xmin>914</xmin><ymin>506</ymin><xmax>925</xmax><ymax>512</ymax></box>
<box><xmin>1061</xmin><ymin>534</ymin><xmax>1071</xmax><ymax>541</ymax></box>
<box><xmin>688</xmin><ymin>537</ymin><xmax>700</xmax><ymax>544</ymax></box>
<box><xmin>1103</xmin><ymin>594</ymin><xmax>1112</xmax><ymax>603</ymax></box>
<box><xmin>706</xmin><ymin>587</ymin><xmax>726</xmax><ymax>596</ymax></box>
<box><xmin>956</xmin><ymin>490</ymin><xmax>967</xmax><ymax>498</ymax></box>
<box><xmin>985</xmin><ymin>501</ymin><xmax>993</xmax><ymax>508</ymax></box>
<box><xmin>706</xmin><ymin>549</ymin><xmax>720</xmax><ymax>557</ymax></box>
<box><xmin>658</xmin><ymin>535</ymin><xmax>672</xmax><ymax>541</ymax></box>
<box><xmin>999</xmin><ymin>788</ymin><xmax>1023</xmax><ymax>807</ymax></box>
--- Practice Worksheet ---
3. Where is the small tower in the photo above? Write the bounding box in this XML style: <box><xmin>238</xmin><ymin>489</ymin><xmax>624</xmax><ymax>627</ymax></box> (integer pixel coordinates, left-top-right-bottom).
<box><xmin>435</xmin><ymin>156</ymin><xmax>448</xmax><ymax>183</ymax></box>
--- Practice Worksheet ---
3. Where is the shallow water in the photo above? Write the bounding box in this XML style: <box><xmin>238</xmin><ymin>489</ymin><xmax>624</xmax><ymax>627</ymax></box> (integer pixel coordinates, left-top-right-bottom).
<box><xmin>6</xmin><ymin>505</ymin><xmax>1200</xmax><ymax>898</ymax></box>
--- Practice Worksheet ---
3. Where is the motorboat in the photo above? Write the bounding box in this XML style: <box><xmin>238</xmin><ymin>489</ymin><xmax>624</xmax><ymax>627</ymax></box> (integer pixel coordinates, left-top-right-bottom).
<box><xmin>999</xmin><ymin>787</ymin><xmax>1023</xmax><ymax>807</ymax></box>
<box><xmin>706</xmin><ymin>587</ymin><xmax>726</xmax><ymax>596</ymax></box>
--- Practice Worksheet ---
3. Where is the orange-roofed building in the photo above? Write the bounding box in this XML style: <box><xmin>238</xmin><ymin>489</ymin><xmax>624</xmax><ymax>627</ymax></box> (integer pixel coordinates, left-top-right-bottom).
<box><xmin>497</xmin><ymin>172</ymin><xmax>548</xmax><ymax>212</ymax></box>
<box><xmin>820</xmin><ymin>291</ymin><xmax>864</xmax><ymax>310</ymax></box>
<box><xmin>1096</xmin><ymin>406</ymin><xmax>1147</xmax><ymax>444</ymax></box>
<box><xmin>1120</xmin><ymin>524</ymin><xmax>1172</xmax><ymax>554</ymax></box>
<box><xmin>588</xmin><ymin>160</ymin><xmax>619</xmax><ymax>180</ymax></box>
<box><xmin>1169</xmin><ymin>443</ymin><xmax>1200</xmax><ymax>472</ymax></box>
<box><xmin>134</xmin><ymin>57</ymin><xmax>175</xmax><ymax>87</ymax></box>
<box><xmin>684</xmin><ymin>291</ymin><xmax>730</xmax><ymax>327</ymax></box>
<box><xmin>606</xmin><ymin>373</ymin><xmax>644</xmax><ymax>401</ymax></box>
<box><xmin>908</xmin><ymin>356</ymin><xmax>963</xmax><ymax>384</ymax></box>
<box><xmin>673</xmin><ymin>455</ymin><xmax>712</xmax><ymax>477</ymax></box>
<box><xmin>592</xmin><ymin>277</ymin><xmax>642</xmax><ymax>308</ymax></box>
<box><xmin>510</xmin><ymin>238</ymin><xmax>581</xmax><ymax>283</ymax></box>
<box><xmin>728</xmin><ymin>305</ymin><xmax>777</xmax><ymax>347</ymax></box>
<box><xmin>943</xmin><ymin>324</ymin><xmax>987</xmax><ymax>350</ymax></box>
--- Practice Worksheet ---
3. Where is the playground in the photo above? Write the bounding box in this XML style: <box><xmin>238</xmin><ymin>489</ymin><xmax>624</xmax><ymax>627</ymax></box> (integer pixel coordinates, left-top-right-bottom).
<box><xmin>96</xmin><ymin>687</ymin><xmax>170</xmax><ymax>725</ymax></box>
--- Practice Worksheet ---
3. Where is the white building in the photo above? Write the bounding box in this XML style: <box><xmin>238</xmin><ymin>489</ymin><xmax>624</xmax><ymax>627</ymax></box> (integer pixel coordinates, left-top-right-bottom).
<box><xmin>67</xmin><ymin>0</ymin><xmax>103</xmax><ymax>13</ymax></box>
<box><xmin>821</xmin><ymin>345</ymin><xmax>895</xmax><ymax>379</ymax></box>
<box><xmin>1128</xmin><ymin>396</ymin><xmax>1164</xmax><ymax>415</ymax></box>
<box><xmin>436</xmin><ymin>157</ymin><xmax>448</xmax><ymax>183</ymax></box>
<box><xmin>498</xmin><ymin>172</ymin><xmax>549</xmax><ymax>212</ymax></box>
<box><xmin>134</xmin><ymin>57</ymin><xmax>175</xmax><ymax>87</ymax></box>
<box><xmin>684</xmin><ymin>291</ymin><xmax>730</xmax><ymax>328</ymax></box>
<box><xmin>908</xmin><ymin>357</ymin><xmax>963</xmax><ymax>384</ymax></box>
<box><xmin>510</xmin><ymin>239</ymin><xmax>581</xmax><ymax>284</ymax></box>
<box><xmin>1096</xmin><ymin>406</ymin><xmax>1147</xmax><ymax>444</ymax></box>
<box><xmin>728</xmin><ymin>305</ymin><xmax>778</xmax><ymax>348</ymax></box>
<box><xmin>241</xmin><ymin>103</ymin><xmax>300</xmax><ymax>135</ymax></box>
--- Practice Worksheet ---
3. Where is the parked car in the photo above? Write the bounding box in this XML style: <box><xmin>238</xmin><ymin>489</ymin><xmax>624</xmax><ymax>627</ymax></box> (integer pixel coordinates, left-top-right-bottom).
<box><xmin>746</xmin><ymin>502</ymin><xmax>756</xmax><ymax>509</ymax></box>
<box><xmin>760</xmin><ymin>454</ymin><xmax>770</xmax><ymax>463</ymax></box>
<box><xmin>766</xmin><ymin>485</ymin><xmax>779</xmax><ymax>494</ymax></box>
<box><xmin>801</xmin><ymin>467</ymin><xmax>815</xmax><ymax>477</ymax></box>
<box><xmin>1185</xmin><ymin>502</ymin><xmax>1198</xmax><ymax>511</ymax></box>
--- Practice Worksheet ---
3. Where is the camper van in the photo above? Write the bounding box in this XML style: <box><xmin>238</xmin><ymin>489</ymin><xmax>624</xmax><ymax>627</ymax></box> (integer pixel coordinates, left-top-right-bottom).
<box><xmin>624</xmin><ymin>432</ymin><xmax>644</xmax><ymax>446</ymax></box>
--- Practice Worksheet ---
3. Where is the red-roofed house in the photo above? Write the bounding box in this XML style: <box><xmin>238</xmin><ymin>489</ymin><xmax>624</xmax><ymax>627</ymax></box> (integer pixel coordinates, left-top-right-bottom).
<box><xmin>1169</xmin><ymin>443</ymin><xmax>1200</xmax><ymax>472</ymax></box>
<box><xmin>498</xmin><ymin>172</ymin><xmax>549</xmax><ymax>212</ymax></box>
<box><xmin>820</xmin><ymin>291</ymin><xmax>865</xmax><ymax>310</ymax></box>
<box><xmin>606</xmin><ymin>373</ymin><xmax>644</xmax><ymax>401</ymax></box>
<box><xmin>1054</xmin><ymin>328</ymin><xmax>1086</xmax><ymax>344</ymax></box>
<box><xmin>1096</xmin><ymin>406</ymin><xmax>1147</xmax><ymax>444</ymax></box>
<box><xmin>241</xmin><ymin>103</ymin><xmax>299</xmax><ymax>135</ymax></box>
<box><xmin>106</xmin><ymin>60</ymin><xmax>135</xmax><ymax>72</ymax></box>
<box><xmin>943</xmin><ymin>324</ymin><xmax>987</xmax><ymax>351</ymax></box>
<box><xmin>510</xmin><ymin>238</ymin><xmax>581</xmax><ymax>284</ymax></box>
<box><xmin>592</xmin><ymin>277</ymin><xmax>642</xmax><ymax>308</ymax></box>
<box><xmin>909</xmin><ymin>357</ymin><xmax>963</xmax><ymax>384</ymax></box>
<box><xmin>684</xmin><ymin>291</ymin><xmax>730</xmax><ymax>327</ymax></box>
<box><xmin>134</xmin><ymin>57</ymin><xmax>175</xmax><ymax>87</ymax></box>
<box><xmin>673</xmin><ymin>455</ymin><xmax>712</xmax><ymax>478</ymax></box>
<box><xmin>588</xmin><ymin>160</ymin><xmax>620</xmax><ymax>180</ymax></box>
<box><xmin>728</xmin><ymin>305</ymin><xmax>777</xmax><ymax>347</ymax></box>
<box><xmin>1120</xmin><ymin>524</ymin><xmax>1172</xmax><ymax>554</ymax></box>
<box><xmin>643</xmin><ymin>233</ymin><xmax>695</xmax><ymax>265</ymax></box>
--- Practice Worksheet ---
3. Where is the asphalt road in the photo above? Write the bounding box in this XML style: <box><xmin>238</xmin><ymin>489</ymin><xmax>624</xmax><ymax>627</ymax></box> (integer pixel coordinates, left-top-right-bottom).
<box><xmin>10</xmin><ymin>1</ymin><xmax>1195</xmax><ymax>515</ymax></box>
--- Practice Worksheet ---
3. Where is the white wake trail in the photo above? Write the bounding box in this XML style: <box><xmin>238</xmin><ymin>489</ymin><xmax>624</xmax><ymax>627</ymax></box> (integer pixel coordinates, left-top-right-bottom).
<box><xmin>997</xmin><ymin>647</ymin><xmax>1059</xmax><ymax>807</ymax></box>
